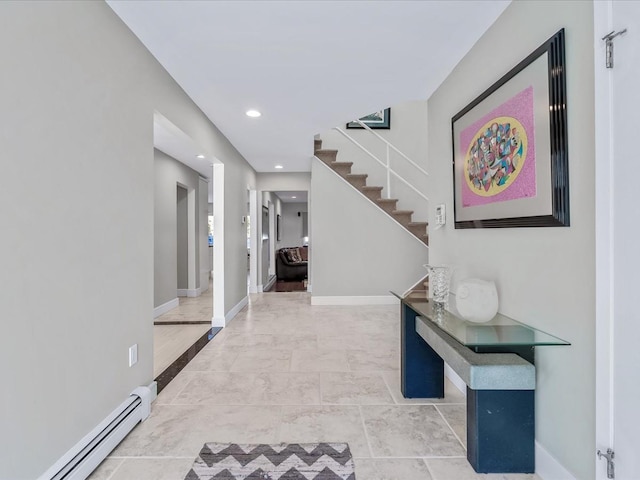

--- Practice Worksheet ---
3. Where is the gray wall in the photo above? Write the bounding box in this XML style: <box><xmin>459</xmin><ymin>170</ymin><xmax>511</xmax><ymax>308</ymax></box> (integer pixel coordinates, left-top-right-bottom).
<box><xmin>154</xmin><ymin>149</ymin><xmax>207</xmax><ymax>306</ymax></box>
<box><xmin>311</xmin><ymin>161</ymin><xmax>428</xmax><ymax>296</ymax></box>
<box><xmin>0</xmin><ymin>2</ymin><xmax>255</xmax><ymax>478</ymax></box>
<box><xmin>320</xmin><ymin>100</ymin><xmax>429</xmax><ymax>222</ymax></box>
<box><xmin>176</xmin><ymin>185</ymin><xmax>189</xmax><ymax>289</ymax></box>
<box><xmin>426</xmin><ymin>2</ymin><xmax>594</xmax><ymax>478</ymax></box>
<box><xmin>280</xmin><ymin>202</ymin><xmax>308</xmax><ymax>248</ymax></box>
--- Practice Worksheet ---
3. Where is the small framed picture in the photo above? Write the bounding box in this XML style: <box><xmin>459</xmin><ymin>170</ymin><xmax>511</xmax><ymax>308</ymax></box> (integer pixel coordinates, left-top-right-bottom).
<box><xmin>346</xmin><ymin>108</ymin><xmax>391</xmax><ymax>129</ymax></box>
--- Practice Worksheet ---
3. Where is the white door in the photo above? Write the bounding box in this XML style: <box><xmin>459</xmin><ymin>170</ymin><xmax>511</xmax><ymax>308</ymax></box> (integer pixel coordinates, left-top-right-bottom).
<box><xmin>595</xmin><ymin>1</ymin><xmax>640</xmax><ymax>479</ymax></box>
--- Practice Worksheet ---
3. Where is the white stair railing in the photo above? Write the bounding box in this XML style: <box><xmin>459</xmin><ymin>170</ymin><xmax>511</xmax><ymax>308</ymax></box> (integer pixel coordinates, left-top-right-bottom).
<box><xmin>333</xmin><ymin>119</ymin><xmax>429</xmax><ymax>203</ymax></box>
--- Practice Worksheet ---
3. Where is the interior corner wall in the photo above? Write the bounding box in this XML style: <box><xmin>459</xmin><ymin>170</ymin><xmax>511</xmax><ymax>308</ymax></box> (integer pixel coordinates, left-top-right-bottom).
<box><xmin>280</xmin><ymin>202</ymin><xmax>307</xmax><ymax>248</ymax></box>
<box><xmin>154</xmin><ymin>149</ymin><xmax>202</xmax><ymax>306</ymax></box>
<box><xmin>310</xmin><ymin>160</ymin><xmax>428</xmax><ymax>297</ymax></box>
<box><xmin>0</xmin><ymin>2</ymin><xmax>255</xmax><ymax>478</ymax></box>
<box><xmin>426</xmin><ymin>2</ymin><xmax>595</xmax><ymax>478</ymax></box>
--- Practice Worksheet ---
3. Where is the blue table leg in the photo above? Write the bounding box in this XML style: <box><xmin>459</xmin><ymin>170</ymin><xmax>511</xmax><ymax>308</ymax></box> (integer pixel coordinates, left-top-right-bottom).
<box><xmin>467</xmin><ymin>387</ymin><xmax>535</xmax><ymax>473</ymax></box>
<box><xmin>401</xmin><ymin>301</ymin><xmax>444</xmax><ymax>398</ymax></box>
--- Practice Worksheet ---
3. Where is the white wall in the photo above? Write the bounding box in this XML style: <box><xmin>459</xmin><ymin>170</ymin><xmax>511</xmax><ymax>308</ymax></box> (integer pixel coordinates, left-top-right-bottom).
<box><xmin>0</xmin><ymin>2</ymin><xmax>255</xmax><ymax>478</ymax></box>
<box><xmin>319</xmin><ymin>100</ymin><xmax>429</xmax><ymax>222</ymax></box>
<box><xmin>426</xmin><ymin>2</ymin><xmax>594</xmax><ymax>478</ymax></box>
<box><xmin>311</xmin><ymin>160</ymin><xmax>428</xmax><ymax>298</ymax></box>
<box><xmin>280</xmin><ymin>202</ymin><xmax>307</xmax><ymax>248</ymax></box>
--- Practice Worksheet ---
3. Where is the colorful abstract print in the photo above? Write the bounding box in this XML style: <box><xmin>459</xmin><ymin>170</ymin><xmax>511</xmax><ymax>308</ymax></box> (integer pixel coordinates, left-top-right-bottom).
<box><xmin>464</xmin><ymin>116</ymin><xmax>527</xmax><ymax>197</ymax></box>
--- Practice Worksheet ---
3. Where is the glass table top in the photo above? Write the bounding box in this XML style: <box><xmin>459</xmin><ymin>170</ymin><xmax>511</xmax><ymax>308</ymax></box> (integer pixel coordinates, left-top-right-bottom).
<box><xmin>393</xmin><ymin>291</ymin><xmax>570</xmax><ymax>348</ymax></box>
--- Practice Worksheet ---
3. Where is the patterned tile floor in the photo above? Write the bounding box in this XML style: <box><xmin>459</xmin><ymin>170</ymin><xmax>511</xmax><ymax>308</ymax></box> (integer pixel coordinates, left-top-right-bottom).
<box><xmin>90</xmin><ymin>292</ymin><xmax>540</xmax><ymax>480</ymax></box>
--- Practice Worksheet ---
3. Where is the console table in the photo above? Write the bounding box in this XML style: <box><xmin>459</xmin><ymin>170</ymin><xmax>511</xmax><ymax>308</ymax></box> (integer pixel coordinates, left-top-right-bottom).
<box><xmin>393</xmin><ymin>291</ymin><xmax>570</xmax><ymax>473</ymax></box>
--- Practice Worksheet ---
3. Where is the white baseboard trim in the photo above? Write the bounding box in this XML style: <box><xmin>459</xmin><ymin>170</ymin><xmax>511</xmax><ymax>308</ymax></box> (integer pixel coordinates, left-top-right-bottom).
<box><xmin>444</xmin><ymin>363</ymin><xmax>467</xmax><ymax>396</ymax></box>
<box><xmin>257</xmin><ymin>284</ymin><xmax>263</xmax><ymax>293</ymax></box>
<box><xmin>306</xmin><ymin>284</ymin><xmax>312</xmax><ymax>292</ymax></box>
<box><xmin>213</xmin><ymin>296</ymin><xmax>249</xmax><ymax>327</ymax></box>
<box><xmin>226</xmin><ymin>295</ymin><xmax>248</xmax><ymax>322</ymax></box>
<box><xmin>311</xmin><ymin>295</ymin><xmax>400</xmax><ymax>306</ymax></box>
<box><xmin>177</xmin><ymin>288</ymin><xmax>201</xmax><ymax>298</ymax></box>
<box><xmin>264</xmin><ymin>275</ymin><xmax>277</xmax><ymax>292</ymax></box>
<box><xmin>153</xmin><ymin>298</ymin><xmax>179</xmax><ymax>318</ymax></box>
<box><xmin>536</xmin><ymin>441</ymin><xmax>576</xmax><ymax>480</ymax></box>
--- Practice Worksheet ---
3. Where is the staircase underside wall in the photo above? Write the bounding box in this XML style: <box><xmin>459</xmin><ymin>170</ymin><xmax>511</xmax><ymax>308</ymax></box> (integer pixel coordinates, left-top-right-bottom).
<box><xmin>310</xmin><ymin>160</ymin><xmax>428</xmax><ymax>297</ymax></box>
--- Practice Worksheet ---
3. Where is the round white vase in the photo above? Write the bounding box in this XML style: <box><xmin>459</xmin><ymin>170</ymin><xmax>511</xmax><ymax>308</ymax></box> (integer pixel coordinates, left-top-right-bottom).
<box><xmin>455</xmin><ymin>278</ymin><xmax>499</xmax><ymax>323</ymax></box>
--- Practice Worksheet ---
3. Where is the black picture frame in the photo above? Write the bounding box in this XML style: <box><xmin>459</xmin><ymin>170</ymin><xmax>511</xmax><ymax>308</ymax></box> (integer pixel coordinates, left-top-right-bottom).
<box><xmin>452</xmin><ymin>28</ymin><xmax>569</xmax><ymax>229</ymax></box>
<box><xmin>346</xmin><ymin>108</ymin><xmax>391</xmax><ymax>129</ymax></box>
<box><xmin>276</xmin><ymin>214</ymin><xmax>281</xmax><ymax>241</ymax></box>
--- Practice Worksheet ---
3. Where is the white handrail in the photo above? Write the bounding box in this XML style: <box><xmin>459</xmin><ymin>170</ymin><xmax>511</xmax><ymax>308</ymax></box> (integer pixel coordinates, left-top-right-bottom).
<box><xmin>332</xmin><ymin>126</ymin><xmax>429</xmax><ymax>203</ymax></box>
<box><xmin>354</xmin><ymin>119</ymin><xmax>429</xmax><ymax>177</ymax></box>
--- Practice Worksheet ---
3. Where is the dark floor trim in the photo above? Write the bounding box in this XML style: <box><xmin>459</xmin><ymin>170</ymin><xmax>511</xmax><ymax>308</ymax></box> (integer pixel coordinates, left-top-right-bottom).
<box><xmin>153</xmin><ymin>321</ymin><xmax>212</xmax><ymax>325</ymax></box>
<box><xmin>154</xmin><ymin>327</ymin><xmax>222</xmax><ymax>394</ymax></box>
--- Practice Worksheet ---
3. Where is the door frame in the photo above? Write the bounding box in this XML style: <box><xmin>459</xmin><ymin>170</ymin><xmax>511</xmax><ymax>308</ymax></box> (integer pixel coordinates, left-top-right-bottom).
<box><xmin>594</xmin><ymin>0</ymin><xmax>616</xmax><ymax>477</ymax></box>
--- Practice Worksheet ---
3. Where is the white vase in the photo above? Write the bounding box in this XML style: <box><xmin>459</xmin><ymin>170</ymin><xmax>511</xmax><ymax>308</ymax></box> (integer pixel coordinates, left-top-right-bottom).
<box><xmin>455</xmin><ymin>278</ymin><xmax>499</xmax><ymax>323</ymax></box>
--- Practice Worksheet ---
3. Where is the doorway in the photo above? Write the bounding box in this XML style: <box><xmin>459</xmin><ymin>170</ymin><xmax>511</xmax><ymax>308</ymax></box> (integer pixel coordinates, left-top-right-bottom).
<box><xmin>263</xmin><ymin>190</ymin><xmax>309</xmax><ymax>293</ymax></box>
<box><xmin>594</xmin><ymin>1</ymin><xmax>640</xmax><ymax>478</ymax></box>
<box><xmin>176</xmin><ymin>185</ymin><xmax>188</xmax><ymax>294</ymax></box>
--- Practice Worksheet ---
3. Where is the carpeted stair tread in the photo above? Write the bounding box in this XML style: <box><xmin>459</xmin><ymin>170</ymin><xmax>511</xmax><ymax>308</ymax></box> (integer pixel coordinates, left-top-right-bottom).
<box><xmin>392</xmin><ymin>210</ymin><xmax>414</xmax><ymax>226</ymax></box>
<box><xmin>392</xmin><ymin>209</ymin><xmax>414</xmax><ymax>215</ymax></box>
<box><xmin>345</xmin><ymin>174</ymin><xmax>368</xmax><ymax>189</ymax></box>
<box><xmin>361</xmin><ymin>186</ymin><xmax>383</xmax><ymax>200</ymax></box>
<box><xmin>421</xmin><ymin>234</ymin><xmax>429</xmax><ymax>245</ymax></box>
<box><xmin>314</xmin><ymin>139</ymin><xmax>322</xmax><ymax>152</ymax></box>
<box><xmin>407</xmin><ymin>221</ymin><xmax>428</xmax><ymax>236</ymax></box>
<box><xmin>331</xmin><ymin>161</ymin><xmax>353</xmax><ymax>176</ymax></box>
<box><xmin>376</xmin><ymin>198</ymin><xmax>399</xmax><ymax>214</ymax></box>
<box><xmin>407</xmin><ymin>290</ymin><xmax>429</xmax><ymax>299</ymax></box>
<box><xmin>315</xmin><ymin>149</ymin><xmax>338</xmax><ymax>164</ymax></box>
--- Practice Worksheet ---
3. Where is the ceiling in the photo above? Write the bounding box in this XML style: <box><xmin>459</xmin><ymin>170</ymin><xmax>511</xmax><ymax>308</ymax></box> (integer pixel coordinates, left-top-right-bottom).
<box><xmin>108</xmin><ymin>1</ymin><xmax>510</xmax><ymax>173</ymax></box>
<box><xmin>273</xmin><ymin>191</ymin><xmax>308</xmax><ymax>204</ymax></box>
<box><xmin>153</xmin><ymin>113</ymin><xmax>215</xmax><ymax>202</ymax></box>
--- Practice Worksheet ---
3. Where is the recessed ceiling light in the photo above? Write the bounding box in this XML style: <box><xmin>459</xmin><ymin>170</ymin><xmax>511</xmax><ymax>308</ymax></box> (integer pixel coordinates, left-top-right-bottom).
<box><xmin>291</xmin><ymin>196</ymin><xmax>297</xmax><ymax>199</ymax></box>
<box><xmin>196</xmin><ymin>154</ymin><xmax>205</xmax><ymax>159</ymax></box>
<box><xmin>246</xmin><ymin>109</ymin><xmax>262</xmax><ymax>118</ymax></box>
<box><xmin>275</xmin><ymin>165</ymin><xmax>283</xmax><ymax>169</ymax></box>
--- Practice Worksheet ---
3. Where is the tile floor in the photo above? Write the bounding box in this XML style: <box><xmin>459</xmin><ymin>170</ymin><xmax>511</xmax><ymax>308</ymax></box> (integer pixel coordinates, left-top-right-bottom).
<box><xmin>153</xmin><ymin>282</ymin><xmax>213</xmax><ymax>377</ymax></box>
<box><xmin>91</xmin><ymin>292</ymin><xmax>540</xmax><ymax>480</ymax></box>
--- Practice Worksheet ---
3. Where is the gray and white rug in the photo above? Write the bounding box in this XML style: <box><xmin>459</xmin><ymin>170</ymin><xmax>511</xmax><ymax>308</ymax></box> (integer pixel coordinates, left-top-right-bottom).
<box><xmin>184</xmin><ymin>443</ymin><xmax>356</xmax><ymax>480</ymax></box>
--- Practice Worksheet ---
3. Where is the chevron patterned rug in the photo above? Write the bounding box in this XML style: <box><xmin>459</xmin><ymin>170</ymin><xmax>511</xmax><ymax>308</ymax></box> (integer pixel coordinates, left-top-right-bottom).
<box><xmin>184</xmin><ymin>443</ymin><xmax>355</xmax><ymax>480</ymax></box>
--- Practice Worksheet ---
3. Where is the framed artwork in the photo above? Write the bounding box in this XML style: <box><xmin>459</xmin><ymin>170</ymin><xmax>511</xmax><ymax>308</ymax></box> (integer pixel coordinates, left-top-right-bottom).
<box><xmin>452</xmin><ymin>29</ymin><xmax>569</xmax><ymax>229</ymax></box>
<box><xmin>276</xmin><ymin>214</ymin><xmax>281</xmax><ymax>241</ymax></box>
<box><xmin>346</xmin><ymin>108</ymin><xmax>391</xmax><ymax>129</ymax></box>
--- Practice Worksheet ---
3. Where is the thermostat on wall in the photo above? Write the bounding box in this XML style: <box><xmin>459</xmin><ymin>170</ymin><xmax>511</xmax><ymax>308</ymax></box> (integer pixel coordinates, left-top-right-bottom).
<box><xmin>435</xmin><ymin>204</ymin><xmax>446</xmax><ymax>227</ymax></box>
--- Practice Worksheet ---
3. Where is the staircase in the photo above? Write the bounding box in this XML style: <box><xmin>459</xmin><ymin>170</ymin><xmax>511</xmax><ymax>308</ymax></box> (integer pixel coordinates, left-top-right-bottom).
<box><xmin>314</xmin><ymin>138</ymin><xmax>429</xmax><ymax>246</ymax></box>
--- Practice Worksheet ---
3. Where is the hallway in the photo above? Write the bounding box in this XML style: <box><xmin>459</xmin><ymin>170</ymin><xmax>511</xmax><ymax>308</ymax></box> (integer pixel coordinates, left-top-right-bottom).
<box><xmin>91</xmin><ymin>293</ymin><xmax>538</xmax><ymax>480</ymax></box>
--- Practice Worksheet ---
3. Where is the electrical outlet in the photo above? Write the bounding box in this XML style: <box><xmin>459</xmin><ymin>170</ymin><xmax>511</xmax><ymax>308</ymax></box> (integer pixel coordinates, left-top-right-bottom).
<box><xmin>128</xmin><ymin>344</ymin><xmax>138</xmax><ymax>367</ymax></box>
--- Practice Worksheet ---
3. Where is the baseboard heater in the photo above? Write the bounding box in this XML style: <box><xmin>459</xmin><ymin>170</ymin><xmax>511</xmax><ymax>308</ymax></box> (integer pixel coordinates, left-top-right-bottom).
<box><xmin>39</xmin><ymin>385</ymin><xmax>154</xmax><ymax>480</ymax></box>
